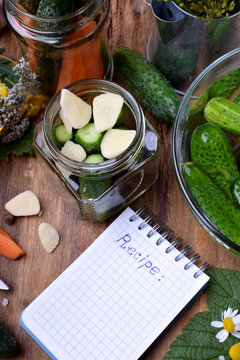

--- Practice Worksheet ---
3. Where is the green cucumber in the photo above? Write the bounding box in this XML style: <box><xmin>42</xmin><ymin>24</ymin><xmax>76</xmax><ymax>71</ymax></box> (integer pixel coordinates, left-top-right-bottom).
<box><xmin>79</xmin><ymin>176</ymin><xmax>112</xmax><ymax>199</ymax></box>
<box><xmin>19</xmin><ymin>0</ymin><xmax>40</xmax><ymax>14</ymax></box>
<box><xmin>54</xmin><ymin>123</ymin><xmax>73</xmax><ymax>147</ymax></box>
<box><xmin>0</xmin><ymin>325</ymin><xmax>18</xmax><ymax>358</ymax></box>
<box><xmin>36</xmin><ymin>0</ymin><xmax>79</xmax><ymax>17</ymax></box>
<box><xmin>183</xmin><ymin>162</ymin><xmax>240</xmax><ymax>245</ymax></box>
<box><xmin>234</xmin><ymin>93</ymin><xmax>240</xmax><ymax>105</ymax></box>
<box><xmin>113</xmin><ymin>47</ymin><xmax>180</xmax><ymax>124</ymax></box>
<box><xmin>204</xmin><ymin>97</ymin><xmax>240</xmax><ymax>136</ymax></box>
<box><xmin>79</xmin><ymin>153</ymin><xmax>111</xmax><ymax>199</ymax></box>
<box><xmin>75</xmin><ymin>123</ymin><xmax>104</xmax><ymax>154</ymax></box>
<box><xmin>79</xmin><ymin>152</ymin><xmax>111</xmax><ymax>199</ymax></box>
<box><xmin>231</xmin><ymin>178</ymin><xmax>240</xmax><ymax>206</ymax></box>
<box><xmin>190</xmin><ymin>68</ymin><xmax>240</xmax><ymax>115</ymax></box>
<box><xmin>190</xmin><ymin>123</ymin><xmax>239</xmax><ymax>199</ymax></box>
<box><xmin>84</xmin><ymin>154</ymin><xmax>105</xmax><ymax>163</ymax></box>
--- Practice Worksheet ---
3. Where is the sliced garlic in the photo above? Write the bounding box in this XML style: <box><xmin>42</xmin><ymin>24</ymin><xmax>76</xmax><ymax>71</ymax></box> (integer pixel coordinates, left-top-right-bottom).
<box><xmin>38</xmin><ymin>223</ymin><xmax>59</xmax><ymax>253</ymax></box>
<box><xmin>5</xmin><ymin>190</ymin><xmax>40</xmax><ymax>216</ymax></box>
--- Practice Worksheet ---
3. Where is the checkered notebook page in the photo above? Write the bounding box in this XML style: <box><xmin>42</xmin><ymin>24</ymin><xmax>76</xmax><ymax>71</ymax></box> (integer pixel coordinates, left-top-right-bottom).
<box><xmin>20</xmin><ymin>207</ymin><xmax>209</xmax><ymax>360</ymax></box>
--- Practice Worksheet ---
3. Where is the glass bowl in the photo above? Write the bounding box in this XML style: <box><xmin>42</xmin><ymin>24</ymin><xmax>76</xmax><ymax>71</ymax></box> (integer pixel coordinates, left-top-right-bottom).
<box><xmin>172</xmin><ymin>47</ymin><xmax>240</xmax><ymax>257</ymax></box>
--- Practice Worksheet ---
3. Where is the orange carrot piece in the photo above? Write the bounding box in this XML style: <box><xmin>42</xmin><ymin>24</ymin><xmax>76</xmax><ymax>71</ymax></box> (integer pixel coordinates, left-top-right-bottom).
<box><xmin>0</xmin><ymin>227</ymin><xmax>25</xmax><ymax>260</ymax></box>
<box><xmin>56</xmin><ymin>20</ymin><xmax>104</xmax><ymax>92</ymax></box>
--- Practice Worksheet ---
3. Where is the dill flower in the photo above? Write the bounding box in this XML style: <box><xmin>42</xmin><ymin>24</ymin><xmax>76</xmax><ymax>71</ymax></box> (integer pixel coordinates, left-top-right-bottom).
<box><xmin>167</xmin><ymin>0</ymin><xmax>238</xmax><ymax>21</ymax></box>
<box><xmin>0</xmin><ymin>56</ymin><xmax>44</xmax><ymax>143</ymax></box>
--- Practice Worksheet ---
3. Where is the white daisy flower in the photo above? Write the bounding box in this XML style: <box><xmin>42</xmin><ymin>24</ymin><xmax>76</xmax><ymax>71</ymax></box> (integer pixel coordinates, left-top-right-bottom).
<box><xmin>211</xmin><ymin>307</ymin><xmax>240</xmax><ymax>343</ymax></box>
<box><xmin>219</xmin><ymin>356</ymin><xmax>225</xmax><ymax>360</ymax></box>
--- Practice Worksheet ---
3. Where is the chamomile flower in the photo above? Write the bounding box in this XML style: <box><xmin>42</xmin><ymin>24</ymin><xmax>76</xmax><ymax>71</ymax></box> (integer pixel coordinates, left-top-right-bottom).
<box><xmin>219</xmin><ymin>343</ymin><xmax>240</xmax><ymax>360</ymax></box>
<box><xmin>211</xmin><ymin>308</ymin><xmax>240</xmax><ymax>343</ymax></box>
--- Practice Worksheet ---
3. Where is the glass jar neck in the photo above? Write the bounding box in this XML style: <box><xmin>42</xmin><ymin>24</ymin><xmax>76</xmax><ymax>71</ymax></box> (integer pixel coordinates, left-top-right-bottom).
<box><xmin>4</xmin><ymin>0</ymin><xmax>109</xmax><ymax>38</ymax></box>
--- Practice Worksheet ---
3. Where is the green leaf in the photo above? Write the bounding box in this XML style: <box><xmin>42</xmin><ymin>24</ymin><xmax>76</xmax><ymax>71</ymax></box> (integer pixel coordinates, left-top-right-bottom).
<box><xmin>206</xmin><ymin>268</ymin><xmax>240</xmax><ymax>318</ymax></box>
<box><xmin>0</xmin><ymin>127</ymin><xmax>35</xmax><ymax>161</ymax></box>
<box><xmin>163</xmin><ymin>268</ymin><xmax>240</xmax><ymax>360</ymax></box>
<box><xmin>163</xmin><ymin>312</ymin><xmax>234</xmax><ymax>360</ymax></box>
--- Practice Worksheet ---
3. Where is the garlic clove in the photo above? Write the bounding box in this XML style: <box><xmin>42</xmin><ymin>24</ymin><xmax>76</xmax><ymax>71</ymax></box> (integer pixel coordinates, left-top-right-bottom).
<box><xmin>38</xmin><ymin>223</ymin><xmax>60</xmax><ymax>253</ymax></box>
<box><xmin>5</xmin><ymin>190</ymin><xmax>40</xmax><ymax>216</ymax></box>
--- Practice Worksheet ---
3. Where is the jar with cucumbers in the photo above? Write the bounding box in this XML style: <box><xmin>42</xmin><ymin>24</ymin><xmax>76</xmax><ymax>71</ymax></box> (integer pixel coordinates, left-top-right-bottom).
<box><xmin>172</xmin><ymin>48</ymin><xmax>240</xmax><ymax>257</ymax></box>
<box><xmin>4</xmin><ymin>0</ymin><xmax>113</xmax><ymax>98</ymax></box>
<box><xmin>34</xmin><ymin>79</ymin><xmax>160</xmax><ymax>222</ymax></box>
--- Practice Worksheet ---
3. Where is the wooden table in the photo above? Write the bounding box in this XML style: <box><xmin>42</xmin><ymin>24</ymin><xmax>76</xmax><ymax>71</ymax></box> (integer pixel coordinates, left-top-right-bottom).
<box><xmin>0</xmin><ymin>1</ymin><xmax>240</xmax><ymax>359</ymax></box>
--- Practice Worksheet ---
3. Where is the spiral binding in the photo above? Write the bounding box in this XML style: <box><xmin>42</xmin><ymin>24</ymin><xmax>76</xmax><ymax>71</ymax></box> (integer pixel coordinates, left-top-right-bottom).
<box><xmin>129</xmin><ymin>207</ymin><xmax>209</xmax><ymax>278</ymax></box>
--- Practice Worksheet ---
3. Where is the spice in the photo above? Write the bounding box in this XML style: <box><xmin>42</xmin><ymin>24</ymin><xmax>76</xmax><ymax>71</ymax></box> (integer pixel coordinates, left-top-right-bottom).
<box><xmin>0</xmin><ymin>56</ymin><xmax>44</xmax><ymax>143</ymax></box>
<box><xmin>4</xmin><ymin>212</ymin><xmax>15</xmax><ymax>225</ymax></box>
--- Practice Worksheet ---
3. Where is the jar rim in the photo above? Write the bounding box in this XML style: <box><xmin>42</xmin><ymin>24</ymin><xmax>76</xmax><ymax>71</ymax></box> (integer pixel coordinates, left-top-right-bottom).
<box><xmin>6</xmin><ymin>0</ymin><xmax>99</xmax><ymax>21</ymax></box>
<box><xmin>43</xmin><ymin>79</ymin><xmax>145</xmax><ymax>176</ymax></box>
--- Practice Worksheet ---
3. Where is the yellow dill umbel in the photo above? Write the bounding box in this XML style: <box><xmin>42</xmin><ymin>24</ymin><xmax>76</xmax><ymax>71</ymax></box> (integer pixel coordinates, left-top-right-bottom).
<box><xmin>172</xmin><ymin>0</ymin><xmax>237</xmax><ymax>20</ymax></box>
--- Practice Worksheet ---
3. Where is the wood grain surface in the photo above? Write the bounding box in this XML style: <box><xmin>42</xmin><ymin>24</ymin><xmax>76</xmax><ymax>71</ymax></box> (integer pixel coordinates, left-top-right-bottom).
<box><xmin>0</xmin><ymin>1</ymin><xmax>239</xmax><ymax>359</ymax></box>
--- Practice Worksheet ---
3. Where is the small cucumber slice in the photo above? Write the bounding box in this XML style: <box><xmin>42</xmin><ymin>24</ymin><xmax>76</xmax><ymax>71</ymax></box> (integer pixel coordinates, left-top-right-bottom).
<box><xmin>101</xmin><ymin>129</ymin><xmax>136</xmax><ymax>159</ymax></box>
<box><xmin>79</xmin><ymin>153</ymin><xmax>110</xmax><ymax>199</ymax></box>
<box><xmin>60</xmin><ymin>89</ymin><xmax>92</xmax><ymax>129</ymax></box>
<box><xmin>84</xmin><ymin>154</ymin><xmax>105</xmax><ymax>163</ymax></box>
<box><xmin>61</xmin><ymin>141</ymin><xmax>86</xmax><ymax>162</ymax></box>
<box><xmin>75</xmin><ymin>123</ymin><xmax>104</xmax><ymax>153</ymax></box>
<box><xmin>93</xmin><ymin>93</ymin><xmax>124</xmax><ymax>133</ymax></box>
<box><xmin>54</xmin><ymin>124</ymin><xmax>73</xmax><ymax>146</ymax></box>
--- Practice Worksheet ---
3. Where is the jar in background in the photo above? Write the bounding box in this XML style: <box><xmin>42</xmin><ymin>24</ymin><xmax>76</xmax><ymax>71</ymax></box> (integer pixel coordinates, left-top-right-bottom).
<box><xmin>33</xmin><ymin>79</ymin><xmax>160</xmax><ymax>222</ymax></box>
<box><xmin>4</xmin><ymin>0</ymin><xmax>113</xmax><ymax>97</ymax></box>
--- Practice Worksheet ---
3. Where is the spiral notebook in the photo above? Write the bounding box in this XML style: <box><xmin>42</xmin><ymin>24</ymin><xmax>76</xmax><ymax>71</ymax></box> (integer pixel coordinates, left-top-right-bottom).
<box><xmin>20</xmin><ymin>206</ymin><xmax>209</xmax><ymax>360</ymax></box>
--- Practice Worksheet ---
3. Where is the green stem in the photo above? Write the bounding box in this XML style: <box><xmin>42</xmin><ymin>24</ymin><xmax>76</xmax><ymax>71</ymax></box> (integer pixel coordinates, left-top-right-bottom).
<box><xmin>4</xmin><ymin>78</ymin><xmax>15</xmax><ymax>87</ymax></box>
<box><xmin>0</xmin><ymin>55</ymin><xmax>17</xmax><ymax>65</ymax></box>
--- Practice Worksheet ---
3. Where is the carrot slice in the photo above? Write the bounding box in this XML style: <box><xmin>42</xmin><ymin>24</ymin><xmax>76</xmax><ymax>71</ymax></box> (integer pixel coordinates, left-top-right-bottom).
<box><xmin>0</xmin><ymin>227</ymin><xmax>25</xmax><ymax>260</ymax></box>
<box><xmin>56</xmin><ymin>19</ymin><xmax>104</xmax><ymax>92</ymax></box>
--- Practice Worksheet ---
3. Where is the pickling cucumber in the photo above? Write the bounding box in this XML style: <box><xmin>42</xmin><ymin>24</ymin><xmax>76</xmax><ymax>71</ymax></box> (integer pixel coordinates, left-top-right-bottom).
<box><xmin>190</xmin><ymin>68</ymin><xmax>240</xmax><ymax>115</ymax></box>
<box><xmin>204</xmin><ymin>97</ymin><xmax>240</xmax><ymax>136</ymax></box>
<box><xmin>0</xmin><ymin>325</ymin><xmax>18</xmax><ymax>358</ymax></box>
<box><xmin>19</xmin><ymin>0</ymin><xmax>40</xmax><ymax>14</ymax></box>
<box><xmin>113</xmin><ymin>47</ymin><xmax>180</xmax><ymax>124</ymax></box>
<box><xmin>234</xmin><ymin>93</ymin><xmax>240</xmax><ymax>105</ymax></box>
<box><xmin>190</xmin><ymin>123</ymin><xmax>239</xmax><ymax>199</ymax></box>
<box><xmin>75</xmin><ymin>123</ymin><xmax>104</xmax><ymax>154</ymax></box>
<box><xmin>183</xmin><ymin>162</ymin><xmax>240</xmax><ymax>245</ymax></box>
<box><xmin>79</xmin><ymin>154</ymin><xmax>111</xmax><ymax>199</ymax></box>
<box><xmin>54</xmin><ymin>124</ymin><xmax>73</xmax><ymax>147</ymax></box>
<box><xmin>36</xmin><ymin>0</ymin><xmax>78</xmax><ymax>17</ymax></box>
<box><xmin>84</xmin><ymin>154</ymin><xmax>105</xmax><ymax>163</ymax></box>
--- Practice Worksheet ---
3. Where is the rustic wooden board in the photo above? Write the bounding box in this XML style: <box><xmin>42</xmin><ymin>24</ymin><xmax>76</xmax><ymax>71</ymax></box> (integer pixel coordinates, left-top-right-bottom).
<box><xmin>0</xmin><ymin>1</ymin><xmax>239</xmax><ymax>359</ymax></box>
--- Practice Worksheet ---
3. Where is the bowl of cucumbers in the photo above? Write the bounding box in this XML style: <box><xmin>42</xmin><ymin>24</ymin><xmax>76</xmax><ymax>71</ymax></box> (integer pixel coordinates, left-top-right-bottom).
<box><xmin>34</xmin><ymin>78</ymin><xmax>160</xmax><ymax>222</ymax></box>
<box><xmin>172</xmin><ymin>47</ymin><xmax>240</xmax><ymax>257</ymax></box>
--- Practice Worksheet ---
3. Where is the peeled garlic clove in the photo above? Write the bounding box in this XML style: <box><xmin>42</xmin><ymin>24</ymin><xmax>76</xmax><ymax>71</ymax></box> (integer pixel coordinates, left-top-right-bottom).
<box><xmin>38</xmin><ymin>223</ymin><xmax>59</xmax><ymax>253</ymax></box>
<box><xmin>5</xmin><ymin>190</ymin><xmax>40</xmax><ymax>216</ymax></box>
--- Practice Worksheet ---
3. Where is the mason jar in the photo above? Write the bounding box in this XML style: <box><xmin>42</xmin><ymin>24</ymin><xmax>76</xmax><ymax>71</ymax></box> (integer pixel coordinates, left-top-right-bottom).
<box><xmin>33</xmin><ymin>79</ymin><xmax>160</xmax><ymax>222</ymax></box>
<box><xmin>4</xmin><ymin>0</ymin><xmax>113</xmax><ymax>97</ymax></box>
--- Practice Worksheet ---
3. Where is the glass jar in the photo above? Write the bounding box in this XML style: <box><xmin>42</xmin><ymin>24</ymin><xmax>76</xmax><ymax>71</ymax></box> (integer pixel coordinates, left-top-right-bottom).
<box><xmin>147</xmin><ymin>0</ymin><xmax>240</xmax><ymax>95</ymax></box>
<box><xmin>33</xmin><ymin>79</ymin><xmax>160</xmax><ymax>222</ymax></box>
<box><xmin>4</xmin><ymin>0</ymin><xmax>113</xmax><ymax>97</ymax></box>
